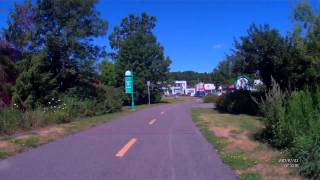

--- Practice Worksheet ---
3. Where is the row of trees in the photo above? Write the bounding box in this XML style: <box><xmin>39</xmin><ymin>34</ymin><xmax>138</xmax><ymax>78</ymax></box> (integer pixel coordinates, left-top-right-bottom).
<box><xmin>168</xmin><ymin>71</ymin><xmax>212</xmax><ymax>86</ymax></box>
<box><xmin>212</xmin><ymin>1</ymin><xmax>320</xmax><ymax>91</ymax></box>
<box><xmin>212</xmin><ymin>1</ymin><xmax>320</xmax><ymax>177</ymax></box>
<box><xmin>0</xmin><ymin>0</ymin><xmax>171</xmax><ymax>111</ymax></box>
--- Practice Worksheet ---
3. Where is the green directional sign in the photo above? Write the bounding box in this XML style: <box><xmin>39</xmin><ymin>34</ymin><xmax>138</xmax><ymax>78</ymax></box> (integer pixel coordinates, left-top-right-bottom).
<box><xmin>125</xmin><ymin>70</ymin><xmax>134</xmax><ymax>112</ymax></box>
<box><xmin>125</xmin><ymin>76</ymin><xmax>133</xmax><ymax>94</ymax></box>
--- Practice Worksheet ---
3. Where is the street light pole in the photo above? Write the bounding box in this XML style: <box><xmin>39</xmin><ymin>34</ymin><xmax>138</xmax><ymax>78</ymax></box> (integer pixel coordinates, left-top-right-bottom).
<box><xmin>147</xmin><ymin>81</ymin><xmax>150</xmax><ymax>105</ymax></box>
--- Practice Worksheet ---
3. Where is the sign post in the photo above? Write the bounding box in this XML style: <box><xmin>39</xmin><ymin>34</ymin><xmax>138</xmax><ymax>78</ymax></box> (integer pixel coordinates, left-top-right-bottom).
<box><xmin>147</xmin><ymin>81</ymin><xmax>150</xmax><ymax>105</ymax></box>
<box><xmin>125</xmin><ymin>70</ymin><xmax>134</xmax><ymax>112</ymax></box>
<box><xmin>234</xmin><ymin>75</ymin><xmax>250</xmax><ymax>90</ymax></box>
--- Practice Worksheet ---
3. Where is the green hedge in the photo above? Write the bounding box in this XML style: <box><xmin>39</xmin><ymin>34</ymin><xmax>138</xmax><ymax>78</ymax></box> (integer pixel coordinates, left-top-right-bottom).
<box><xmin>216</xmin><ymin>90</ymin><xmax>263</xmax><ymax>115</ymax></box>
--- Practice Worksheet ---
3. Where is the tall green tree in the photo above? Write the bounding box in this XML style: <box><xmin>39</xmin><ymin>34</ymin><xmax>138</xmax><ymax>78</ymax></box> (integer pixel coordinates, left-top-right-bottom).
<box><xmin>109</xmin><ymin>12</ymin><xmax>156</xmax><ymax>52</ymax></box>
<box><xmin>233</xmin><ymin>24</ymin><xmax>293</xmax><ymax>89</ymax></box>
<box><xmin>110</xmin><ymin>13</ymin><xmax>171</xmax><ymax>104</ymax></box>
<box><xmin>7</xmin><ymin>0</ymin><xmax>108</xmax><ymax>109</ymax></box>
<box><xmin>291</xmin><ymin>1</ymin><xmax>320</xmax><ymax>87</ymax></box>
<box><xmin>99</xmin><ymin>60</ymin><xmax>116</xmax><ymax>86</ymax></box>
<box><xmin>3</xmin><ymin>0</ymin><xmax>35</xmax><ymax>57</ymax></box>
<box><xmin>0</xmin><ymin>55</ymin><xmax>18</xmax><ymax>107</ymax></box>
<box><xmin>115</xmin><ymin>32</ymin><xmax>171</xmax><ymax>104</ymax></box>
<box><xmin>212</xmin><ymin>55</ymin><xmax>238</xmax><ymax>85</ymax></box>
<box><xmin>33</xmin><ymin>0</ymin><xmax>107</xmax><ymax>92</ymax></box>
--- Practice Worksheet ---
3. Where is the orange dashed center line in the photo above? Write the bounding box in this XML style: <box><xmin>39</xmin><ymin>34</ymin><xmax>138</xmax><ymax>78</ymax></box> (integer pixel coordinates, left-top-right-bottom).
<box><xmin>115</xmin><ymin>138</ymin><xmax>137</xmax><ymax>158</ymax></box>
<box><xmin>149</xmin><ymin>119</ymin><xmax>157</xmax><ymax>125</ymax></box>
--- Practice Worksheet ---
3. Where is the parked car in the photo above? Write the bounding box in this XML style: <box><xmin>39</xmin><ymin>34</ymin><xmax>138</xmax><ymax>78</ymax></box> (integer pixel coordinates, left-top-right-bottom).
<box><xmin>195</xmin><ymin>91</ymin><xmax>205</xmax><ymax>97</ymax></box>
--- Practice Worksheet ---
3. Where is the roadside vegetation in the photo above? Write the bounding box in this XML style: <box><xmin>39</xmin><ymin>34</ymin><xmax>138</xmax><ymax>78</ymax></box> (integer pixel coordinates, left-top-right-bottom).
<box><xmin>0</xmin><ymin>103</ymin><xmax>158</xmax><ymax>160</ymax></box>
<box><xmin>0</xmin><ymin>1</ymin><xmax>171</xmax><ymax>136</ymax></box>
<box><xmin>209</xmin><ymin>1</ymin><xmax>320</xmax><ymax>178</ymax></box>
<box><xmin>192</xmin><ymin>108</ymin><xmax>301</xmax><ymax>179</ymax></box>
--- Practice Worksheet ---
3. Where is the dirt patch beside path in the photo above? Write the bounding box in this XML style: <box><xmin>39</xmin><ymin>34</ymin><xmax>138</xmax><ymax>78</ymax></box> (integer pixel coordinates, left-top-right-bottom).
<box><xmin>192</xmin><ymin>108</ymin><xmax>302</xmax><ymax>179</ymax></box>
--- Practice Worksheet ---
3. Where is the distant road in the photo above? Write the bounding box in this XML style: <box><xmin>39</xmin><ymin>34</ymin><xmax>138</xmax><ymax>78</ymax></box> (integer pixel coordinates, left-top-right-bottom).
<box><xmin>0</xmin><ymin>99</ymin><xmax>236</xmax><ymax>180</ymax></box>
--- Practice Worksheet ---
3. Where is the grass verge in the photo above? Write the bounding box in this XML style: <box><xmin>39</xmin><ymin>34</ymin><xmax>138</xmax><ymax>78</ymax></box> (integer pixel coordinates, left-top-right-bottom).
<box><xmin>0</xmin><ymin>103</ymin><xmax>164</xmax><ymax>160</ymax></box>
<box><xmin>192</xmin><ymin>108</ymin><xmax>302</xmax><ymax>179</ymax></box>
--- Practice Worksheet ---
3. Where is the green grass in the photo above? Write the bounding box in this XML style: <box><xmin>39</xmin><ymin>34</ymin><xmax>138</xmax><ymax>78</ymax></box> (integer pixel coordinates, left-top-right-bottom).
<box><xmin>0</xmin><ymin>102</ymin><xmax>167</xmax><ymax>161</ymax></box>
<box><xmin>65</xmin><ymin>112</ymin><xmax>123</xmax><ymax>133</ymax></box>
<box><xmin>192</xmin><ymin>108</ymin><xmax>256</xmax><ymax>169</ymax></box>
<box><xmin>12</xmin><ymin>136</ymin><xmax>40</xmax><ymax>149</ymax></box>
<box><xmin>0</xmin><ymin>151</ymin><xmax>9</xmax><ymax>159</ymax></box>
<box><xmin>160</xmin><ymin>97</ymin><xmax>189</xmax><ymax>104</ymax></box>
<box><xmin>191</xmin><ymin>107</ymin><xmax>302</xmax><ymax>179</ymax></box>
<box><xmin>239</xmin><ymin>173</ymin><xmax>262</xmax><ymax>180</ymax></box>
<box><xmin>221</xmin><ymin>152</ymin><xmax>256</xmax><ymax>169</ymax></box>
<box><xmin>64</xmin><ymin>105</ymin><xmax>146</xmax><ymax>133</ymax></box>
<box><xmin>202</xmin><ymin>96</ymin><xmax>219</xmax><ymax>103</ymax></box>
<box><xmin>192</xmin><ymin>108</ymin><xmax>227</xmax><ymax>151</ymax></box>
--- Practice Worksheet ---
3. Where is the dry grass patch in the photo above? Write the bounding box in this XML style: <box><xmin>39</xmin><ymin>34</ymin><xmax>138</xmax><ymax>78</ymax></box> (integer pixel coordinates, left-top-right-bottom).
<box><xmin>36</xmin><ymin>126</ymin><xmax>65</xmax><ymax>137</ymax></box>
<box><xmin>192</xmin><ymin>108</ymin><xmax>303</xmax><ymax>180</ymax></box>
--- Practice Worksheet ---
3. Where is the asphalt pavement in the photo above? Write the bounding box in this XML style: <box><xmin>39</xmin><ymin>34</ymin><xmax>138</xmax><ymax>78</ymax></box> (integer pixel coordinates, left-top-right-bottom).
<box><xmin>0</xmin><ymin>99</ymin><xmax>236</xmax><ymax>180</ymax></box>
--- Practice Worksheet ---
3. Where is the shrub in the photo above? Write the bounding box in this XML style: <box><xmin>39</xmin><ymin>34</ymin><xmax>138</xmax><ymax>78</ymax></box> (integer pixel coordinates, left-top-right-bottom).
<box><xmin>0</xmin><ymin>108</ymin><xmax>23</xmax><ymax>134</ymax></box>
<box><xmin>259</xmin><ymin>79</ymin><xmax>287</xmax><ymax>147</ymax></box>
<box><xmin>22</xmin><ymin>110</ymin><xmax>48</xmax><ymax>129</ymax></box>
<box><xmin>95</xmin><ymin>85</ymin><xmax>123</xmax><ymax>114</ymax></box>
<box><xmin>216</xmin><ymin>91</ymin><xmax>263</xmax><ymax>115</ymax></box>
<box><xmin>77</xmin><ymin>99</ymin><xmax>96</xmax><ymax>117</ymax></box>
<box><xmin>292</xmin><ymin>135</ymin><xmax>320</xmax><ymax>178</ymax></box>
<box><xmin>259</xmin><ymin>80</ymin><xmax>320</xmax><ymax>178</ymax></box>
<box><xmin>287</xmin><ymin>91</ymin><xmax>320</xmax><ymax>178</ymax></box>
<box><xmin>49</xmin><ymin>110</ymin><xmax>72</xmax><ymax>123</ymax></box>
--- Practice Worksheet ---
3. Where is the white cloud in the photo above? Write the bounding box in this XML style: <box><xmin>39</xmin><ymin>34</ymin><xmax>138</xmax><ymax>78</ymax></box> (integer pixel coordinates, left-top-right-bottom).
<box><xmin>213</xmin><ymin>44</ymin><xmax>223</xmax><ymax>49</ymax></box>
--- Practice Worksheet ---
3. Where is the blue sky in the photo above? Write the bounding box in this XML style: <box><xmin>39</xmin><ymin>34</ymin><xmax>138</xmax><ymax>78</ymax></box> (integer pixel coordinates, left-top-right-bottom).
<box><xmin>0</xmin><ymin>0</ymin><xmax>318</xmax><ymax>72</ymax></box>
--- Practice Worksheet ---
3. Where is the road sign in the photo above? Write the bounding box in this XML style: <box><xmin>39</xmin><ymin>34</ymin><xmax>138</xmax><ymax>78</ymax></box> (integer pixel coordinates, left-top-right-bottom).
<box><xmin>125</xmin><ymin>70</ymin><xmax>134</xmax><ymax>112</ymax></box>
<box><xmin>125</xmin><ymin>76</ymin><xmax>133</xmax><ymax>94</ymax></box>
<box><xmin>234</xmin><ymin>75</ymin><xmax>250</xmax><ymax>90</ymax></box>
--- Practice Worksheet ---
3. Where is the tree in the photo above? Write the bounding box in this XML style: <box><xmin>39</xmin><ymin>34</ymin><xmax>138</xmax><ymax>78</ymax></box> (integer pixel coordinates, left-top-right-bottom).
<box><xmin>233</xmin><ymin>24</ymin><xmax>293</xmax><ymax>89</ymax></box>
<box><xmin>212</xmin><ymin>55</ymin><xmax>237</xmax><ymax>85</ymax></box>
<box><xmin>115</xmin><ymin>32</ymin><xmax>171</xmax><ymax>104</ymax></box>
<box><xmin>0</xmin><ymin>55</ymin><xmax>18</xmax><ymax>107</ymax></box>
<box><xmin>168</xmin><ymin>71</ymin><xmax>212</xmax><ymax>86</ymax></box>
<box><xmin>291</xmin><ymin>1</ymin><xmax>320</xmax><ymax>88</ymax></box>
<box><xmin>0</xmin><ymin>36</ymin><xmax>20</xmax><ymax>107</ymax></box>
<box><xmin>110</xmin><ymin>13</ymin><xmax>171</xmax><ymax>104</ymax></box>
<box><xmin>33</xmin><ymin>0</ymin><xmax>107</xmax><ymax>92</ymax></box>
<box><xmin>99</xmin><ymin>59</ymin><xmax>116</xmax><ymax>86</ymax></box>
<box><xmin>12</xmin><ymin>53</ymin><xmax>57</xmax><ymax>110</ymax></box>
<box><xmin>3</xmin><ymin>0</ymin><xmax>35</xmax><ymax>58</ymax></box>
<box><xmin>109</xmin><ymin>12</ymin><xmax>156</xmax><ymax>52</ymax></box>
<box><xmin>7</xmin><ymin>0</ymin><xmax>108</xmax><ymax>109</ymax></box>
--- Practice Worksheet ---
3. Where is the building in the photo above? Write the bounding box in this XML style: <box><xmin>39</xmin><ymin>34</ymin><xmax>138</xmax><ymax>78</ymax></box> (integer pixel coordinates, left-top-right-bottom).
<box><xmin>174</xmin><ymin>81</ymin><xmax>187</xmax><ymax>94</ymax></box>
<box><xmin>163</xmin><ymin>80</ymin><xmax>188</xmax><ymax>96</ymax></box>
<box><xmin>195</xmin><ymin>82</ymin><xmax>205</xmax><ymax>92</ymax></box>
<box><xmin>204</xmin><ymin>83</ymin><xmax>215</xmax><ymax>94</ymax></box>
<box><xmin>186</xmin><ymin>88</ymin><xmax>196</xmax><ymax>96</ymax></box>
